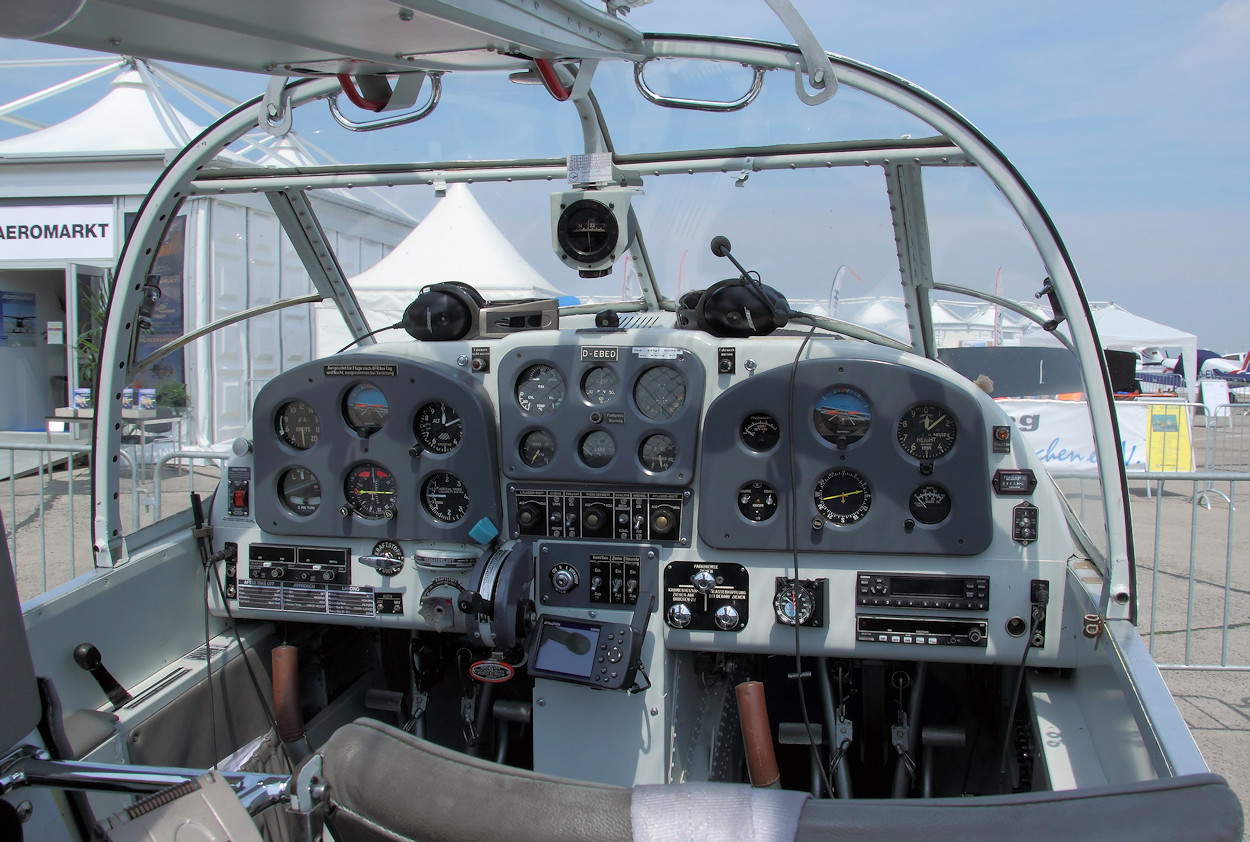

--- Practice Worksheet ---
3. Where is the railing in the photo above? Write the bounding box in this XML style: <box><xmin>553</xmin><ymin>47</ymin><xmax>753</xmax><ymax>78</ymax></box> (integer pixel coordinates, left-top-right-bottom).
<box><xmin>2</xmin><ymin>441</ymin><xmax>229</xmax><ymax>603</ymax></box>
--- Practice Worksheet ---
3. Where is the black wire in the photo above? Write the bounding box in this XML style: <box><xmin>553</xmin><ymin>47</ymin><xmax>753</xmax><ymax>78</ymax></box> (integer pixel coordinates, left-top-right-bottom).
<box><xmin>997</xmin><ymin>605</ymin><xmax>1044</xmax><ymax>780</ymax></box>
<box><xmin>203</xmin><ymin>568</ymin><xmax>220</xmax><ymax>769</ymax></box>
<box><xmin>784</xmin><ymin>322</ymin><xmax>835</xmax><ymax>798</ymax></box>
<box><xmin>208</xmin><ymin>559</ymin><xmax>296</xmax><ymax>773</ymax></box>
<box><xmin>335</xmin><ymin>322</ymin><xmax>403</xmax><ymax>354</ymax></box>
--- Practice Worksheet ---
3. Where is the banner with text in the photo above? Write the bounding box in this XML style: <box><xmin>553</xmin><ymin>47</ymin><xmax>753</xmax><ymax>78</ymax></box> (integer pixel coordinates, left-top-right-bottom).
<box><xmin>0</xmin><ymin>204</ymin><xmax>115</xmax><ymax>261</ymax></box>
<box><xmin>998</xmin><ymin>399</ymin><xmax>1150</xmax><ymax>472</ymax></box>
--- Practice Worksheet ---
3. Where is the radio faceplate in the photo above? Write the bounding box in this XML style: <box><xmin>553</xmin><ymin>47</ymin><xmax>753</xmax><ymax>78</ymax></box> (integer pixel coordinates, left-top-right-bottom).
<box><xmin>857</xmin><ymin>572</ymin><xmax>988</xmax><ymax>611</ymax></box>
<box><xmin>856</xmin><ymin>615</ymin><xmax>988</xmax><ymax>648</ymax></box>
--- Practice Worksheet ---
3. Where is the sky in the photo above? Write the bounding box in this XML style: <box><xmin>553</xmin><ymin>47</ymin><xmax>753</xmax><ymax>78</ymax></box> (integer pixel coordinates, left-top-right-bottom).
<box><xmin>2</xmin><ymin>0</ymin><xmax>1248</xmax><ymax>352</ymax></box>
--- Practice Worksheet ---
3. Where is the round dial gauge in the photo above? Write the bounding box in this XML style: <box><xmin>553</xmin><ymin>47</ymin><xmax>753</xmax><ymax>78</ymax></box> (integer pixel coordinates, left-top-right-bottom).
<box><xmin>639</xmin><ymin>433</ymin><xmax>678</xmax><ymax>472</ymax></box>
<box><xmin>422</xmin><ymin>471</ymin><xmax>470</xmax><ymax>523</ymax></box>
<box><xmin>276</xmin><ymin>400</ymin><xmax>320</xmax><ymax>450</ymax></box>
<box><xmin>278</xmin><ymin>467</ymin><xmax>321</xmax><ymax>516</ymax></box>
<box><xmin>579</xmin><ymin>430</ymin><xmax>616</xmax><ymax>468</ymax></box>
<box><xmin>415</xmin><ymin>401</ymin><xmax>462</xmax><ymax>454</ymax></box>
<box><xmin>908</xmin><ymin>484</ymin><xmax>952</xmax><ymax>525</ymax></box>
<box><xmin>634</xmin><ymin>366</ymin><xmax>687</xmax><ymax>420</ymax></box>
<box><xmin>372</xmin><ymin>540</ymin><xmax>404</xmax><ymax>560</ymax></box>
<box><xmin>344</xmin><ymin>383</ymin><xmax>389</xmax><ymax>434</ymax></box>
<box><xmin>738</xmin><ymin>481</ymin><xmax>778</xmax><ymax>522</ymax></box>
<box><xmin>555</xmin><ymin>199</ymin><xmax>619</xmax><ymax>264</ymax></box>
<box><xmin>813</xmin><ymin>387</ymin><xmax>871</xmax><ymax>447</ymax></box>
<box><xmin>516</xmin><ymin>364</ymin><xmax>566</xmax><ymax>417</ymax></box>
<box><xmin>897</xmin><ymin>404</ymin><xmax>957</xmax><ymax>460</ymax></box>
<box><xmin>520</xmin><ymin>429</ymin><xmax>556</xmax><ymax>468</ymax></box>
<box><xmin>774</xmin><ymin>582</ymin><xmax>816</xmax><ymax>626</ymax></box>
<box><xmin>740</xmin><ymin>413</ymin><xmax>780</xmax><ymax>452</ymax></box>
<box><xmin>813</xmin><ymin>468</ymin><xmax>872</xmax><ymax>525</ymax></box>
<box><xmin>581</xmin><ymin>366</ymin><xmax>619</xmax><ymax>405</ymax></box>
<box><xmin>344</xmin><ymin>463</ymin><xmax>396</xmax><ymax>519</ymax></box>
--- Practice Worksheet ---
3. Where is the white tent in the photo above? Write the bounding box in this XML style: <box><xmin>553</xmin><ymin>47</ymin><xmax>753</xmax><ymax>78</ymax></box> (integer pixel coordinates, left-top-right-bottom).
<box><xmin>1020</xmin><ymin>302</ymin><xmax>1198</xmax><ymax>400</ymax></box>
<box><xmin>316</xmin><ymin>184</ymin><xmax>566</xmax><ymax>354</ymax></box>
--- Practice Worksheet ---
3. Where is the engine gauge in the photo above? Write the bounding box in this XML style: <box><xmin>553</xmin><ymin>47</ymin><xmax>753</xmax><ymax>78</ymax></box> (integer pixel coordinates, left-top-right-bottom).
<box><xmin>555</xmin><ymin>199</ymin><xmax>619</xmax><ymax>264</ymax></box>
<box><xmin>813</xmin><ymin>386</ymin><xmax>871</xmax><ymax>447</ymax></box>
<box><xmin>276</xmin><ymin>400</ymin><xmax>319</xmax><ymax>450</ymax></box>
<box><xmin>344</xmin><ymin>382</ymin><xmax>389</xmax><ymax>434</ymax></box>
<box><xmin>278</xmin><ymin>467</ymin><xmax>321</xmax><ymax>516</ymax></box>
<box><xmin>773</xmin><ymin>581</ymin><xmax>816</xmax><ymax>626</ymax></box>
<box><xmin>908</xmin><ymin>484</ymin><xmax>952</xmax><ymax>525</ymax></box>
<box><xmin>579</xmin><ymin>430</ymin><xmax>616</xmax><ymax>468</ymax></box>
<box><xmin>740</xmin><ymin>413</ymin><xmax>780</xmax><ymax>452</ymax></box>
<box><xmin>639</xmin><ymin>433</ymin><xmax>677</xmax><ymax>472</ymax></box>
<box><xmin>897</xmin><ymin>404</ymin><xmax>957</xmax><ymax>460</ymax></box>
<box><xmin>813</xmin><ymin>468</ymin><xmax>871</xmax><ymax>525</ymax></box>
<box><xmin>520</xmin><ymin>429</ymin><xmax>556</xmax><ymax>468</ymax></box>
<box><xmin>415</xmin><ymin>401</ymin><xmax>462</xmax><ymax>454</ymax></box>
<box><xmin>372</xmin><ymin>540</ymin><xmax>404</xmax><ymax>560</ymax></box>
<box><xmin>516</xmin><ymin>364</ymin><xmax>566</xmax><ymax>417</ymax></box>
<box><xmin>634</xmin><ymin>366</ymin><xmax>686</xmax><ymax>420</ymax></box>
<box><xmin>422</xmin><ymin>471</ymin><xmax>470</xmax><ymax>523</ymax></box>
<box><xmin>344</xmin><ymin>462</ymin><xmax>396</xmax><ymax>519</ymax></box>
<box><xmin>581</xmin><ymin>366</ymin><xmax>619</xmax><ymax>405</ymax></box>
<box><xmin>737</xmin><ymin>481</ymin><xmax>778</xmax><ymax>522</ymax></box>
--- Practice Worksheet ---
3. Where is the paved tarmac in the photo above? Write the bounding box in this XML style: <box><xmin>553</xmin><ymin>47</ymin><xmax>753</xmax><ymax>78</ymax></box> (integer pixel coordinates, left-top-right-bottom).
<box><xmin>2</xmin><ymin>447</ymin><xmax>1247</xmax><ymax>813</ymax></box>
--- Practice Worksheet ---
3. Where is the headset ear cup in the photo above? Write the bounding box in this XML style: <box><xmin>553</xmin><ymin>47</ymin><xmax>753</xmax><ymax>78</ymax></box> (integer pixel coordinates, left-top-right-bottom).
<box><xmin>402</xmin><ymin>283</ymin><xmax>481</xmax><ymax>341</ymax></box>
<box><xmin>693</xmin><ymin>279</ymin><xmax>789</xmax><ymax>337</ymax></box>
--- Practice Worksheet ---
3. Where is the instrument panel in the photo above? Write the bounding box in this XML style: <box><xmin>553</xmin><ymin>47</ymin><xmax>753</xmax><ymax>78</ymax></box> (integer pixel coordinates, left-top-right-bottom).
<box><xmin>696</xmin><ymin>358</ymin><xmax>993</xmax><ymax>554</ymax></box>
<box><xmin>251</xmin><ymin>358</ymin><xmax>501</xmax><ymax>542</ymax></box>
<box><xmin>216</xmin><ymin>328</ymin><xmax>1069</xmax><ymax>670</ymax></box>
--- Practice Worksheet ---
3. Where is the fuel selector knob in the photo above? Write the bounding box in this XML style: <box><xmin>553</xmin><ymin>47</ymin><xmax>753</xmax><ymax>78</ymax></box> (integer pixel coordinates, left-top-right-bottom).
<box><xmin>550</xmin><ymin>564</ymin><xmax>579</xmax><ymax>594</ymax></box>
<box><xmin>668</xmin><ymin>603</ymin><xmax>693</xmax><ymax>628</ymax></box>
<box><xmin>691</xmin><ymin>570</ymin><xmax>716</xmax><ymax>594</ymax></box>
<box><xmin>714</xmin><ymin>605</ymin><xmax>741</xmax><ymax>631</ymax></box>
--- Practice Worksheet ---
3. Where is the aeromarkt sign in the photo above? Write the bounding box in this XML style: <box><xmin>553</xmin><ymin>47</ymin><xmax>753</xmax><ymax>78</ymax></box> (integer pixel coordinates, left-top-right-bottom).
<box><xmin>0</xmin><ymin>205</ymin><xmax>115</xmax><ymax>261</ymax></box>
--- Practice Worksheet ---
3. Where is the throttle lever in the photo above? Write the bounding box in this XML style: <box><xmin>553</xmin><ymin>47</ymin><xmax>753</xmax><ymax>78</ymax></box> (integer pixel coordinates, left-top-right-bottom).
<box><xmin>73</xmin><ymin>643</ymin><xmax>132</xmax><ymax>710</ymax></box>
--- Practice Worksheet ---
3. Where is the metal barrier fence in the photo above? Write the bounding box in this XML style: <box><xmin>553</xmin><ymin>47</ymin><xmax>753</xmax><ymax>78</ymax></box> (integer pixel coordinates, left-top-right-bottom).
<box><xmin>1052</xmin><ymin>467</ymin><xmax>1248</xmax><ymax>671</ymax></box>
<box><xmin>1</xmin><ymin>441</ymin><xmax>229</xmax><ymax>603</ymax></box>
<box><xmin>1205</xmin><ymin>403</ymin><xmax>1250</xmax><ymax>473</ymax></box>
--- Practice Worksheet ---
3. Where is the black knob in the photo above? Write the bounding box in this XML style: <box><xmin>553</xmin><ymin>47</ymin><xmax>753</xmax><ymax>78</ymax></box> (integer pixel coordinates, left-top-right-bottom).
<box><xmin>73</xmin><ymin>643</ymin><xmax>101</xmax><ymax>671</ymax></box>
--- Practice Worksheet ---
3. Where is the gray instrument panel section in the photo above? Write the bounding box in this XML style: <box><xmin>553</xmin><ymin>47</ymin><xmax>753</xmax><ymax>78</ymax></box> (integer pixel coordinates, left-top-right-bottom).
<box><xmin>697</xmin><ymin>358</ymin><xmax>992</xmax><ymax>554</ymax></box>
<box><xmin>252</xmin><ymin>355</ymin><xmax>501</xmax><ymax>541</ymax></box>
<box><xmin>498</xmin><ymin>345</ymin><xmax>704</xmax><ymax>485</ymax></box>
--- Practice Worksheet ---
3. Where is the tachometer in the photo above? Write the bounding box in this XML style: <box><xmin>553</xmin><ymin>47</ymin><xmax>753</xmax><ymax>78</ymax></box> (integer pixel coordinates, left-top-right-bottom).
<box><xmin>639</xmin><ymin>433</ymin><xmax>677</xmax><ymax>472</ymax></box>
<box><xmin>344</xmin><ymin>462</ymin><xmax>397</xmax><ymax>519</ymax></box>
<box><xmin>908</xmin><ymin>484</ymin><xmax>952</xmax><ymax>525</ymax></box>
<box><xmin>813</xmin><ymin>468</ymin><xmax>871</xmax><ymax>525</ymax></box>
<box><xmin>581</xmin><ymin>366</ymin><xmax>619</xmax><ymax>405</ymax></box>
<box><xmin>634</xmin><ymin>366</ymin><xmax>686</xmax><ymax>420</ymax></box>
<box><xmin>415</xmin><ymin>401</ymin><xmax>462</xmax><ymax>454</ymax></box>
<box><xmin>897</xmin><ymin>403</ymin><xmax>957</xmax><ymax>460</ymax></box>
<box><xmin>276</xmin><ymin>400</ymin><xmax>319</xmax><ymax>450</ymax></box>
<box><xmin>520</xmin><ymin>429</ymin><xmax>556</xmax><ymax>468</ymax></box>
<box><xmin>344</xmin><ymin>383</ymin><xmax>389</xmax><ymax>434</ymax></box>
<box><xmin>740</xmin><ymin>413</ymin><xmax>780</xmax><ymax>452</ymax></box>
<box><xmin>422</xmin><ymin>471</ymin><xmax>470</xmax><ymax>523</ymax></box>
<box><xmin>278</xmin><ymin>467</ymin><xmax>321</xmax><ymax>516</ymax></box>
<box><xmin>813</xmin><ymin>386</ymin><xmax>871</xmax><ymax>447</ymax></box>
<box><xmin>516</xmin><ymin>364</ymin><xmax>566</xmax><ymax>417</ymax></box>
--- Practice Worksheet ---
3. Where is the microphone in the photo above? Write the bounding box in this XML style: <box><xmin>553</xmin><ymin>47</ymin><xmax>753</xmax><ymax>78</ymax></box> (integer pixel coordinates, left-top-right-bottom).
<box><xmin>710</xmin><ymin>235</ymin><xmax>752</xmax><ymax>280</ymax></box>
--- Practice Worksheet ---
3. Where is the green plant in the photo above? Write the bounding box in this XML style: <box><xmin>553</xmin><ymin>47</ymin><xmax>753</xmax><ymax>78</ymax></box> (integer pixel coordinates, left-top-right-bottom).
<box><xmin>155</xmin><ymin>379</ymin><xmax>190</xmax><ymax>408</ymax></box>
